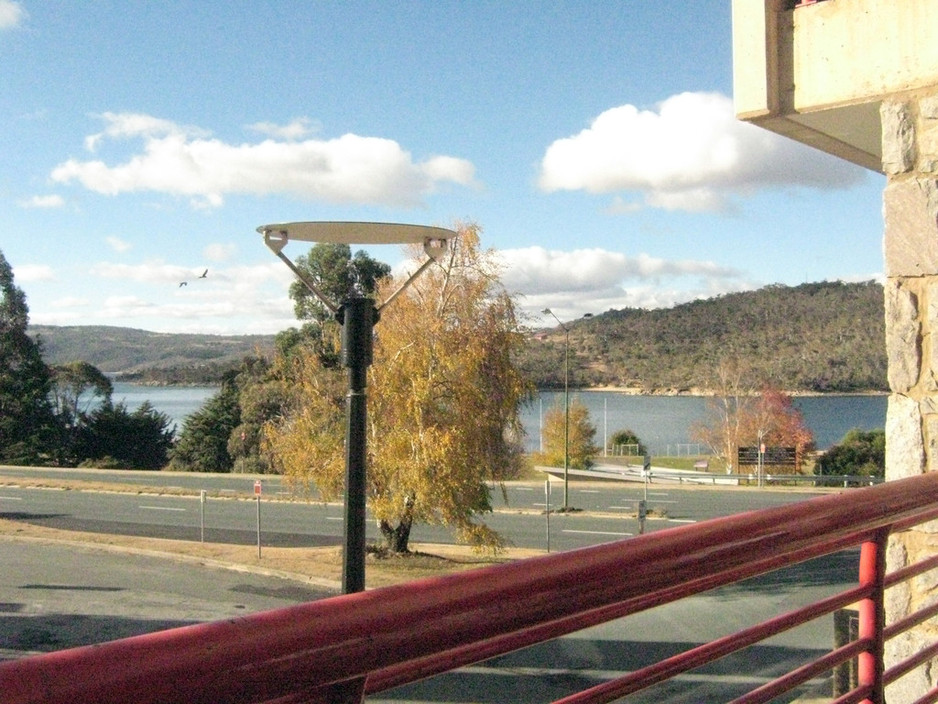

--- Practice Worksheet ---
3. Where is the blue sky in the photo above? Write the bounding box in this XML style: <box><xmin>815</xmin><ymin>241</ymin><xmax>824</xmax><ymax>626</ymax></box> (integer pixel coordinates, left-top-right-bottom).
<box><xmin>1</xmin><ymin>1</ymin><xmax>885</xmax><ymax>335</ymax></box>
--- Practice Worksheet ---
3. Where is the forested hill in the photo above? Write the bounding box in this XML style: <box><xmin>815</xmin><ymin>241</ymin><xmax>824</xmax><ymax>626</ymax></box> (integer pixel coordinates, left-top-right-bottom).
<box><xmin>29</xmin><ymin>325</ymin><xmax>275</xmax><ymax>384</ymax></box>
<box><xmin>29</xmin><ymin>281</ymin><xmax>888</xmax><ymax>392</ymax></box>
<box><xmin>519</xmin><ymin>281</ymin><xmax>888</xmax><ymax>394</ymax></box>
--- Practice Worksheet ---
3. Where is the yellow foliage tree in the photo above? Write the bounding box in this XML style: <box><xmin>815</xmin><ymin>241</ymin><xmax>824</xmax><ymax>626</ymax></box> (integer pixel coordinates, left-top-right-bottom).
<box><xmin>264</xmin><ymin>224</ymin><xmax>531</xmax><ymax>553</ymax></box>
<box><xmin>535</xmin><ymin>397</ymin><xmax>598</xmax><ymax>469</ymax></box>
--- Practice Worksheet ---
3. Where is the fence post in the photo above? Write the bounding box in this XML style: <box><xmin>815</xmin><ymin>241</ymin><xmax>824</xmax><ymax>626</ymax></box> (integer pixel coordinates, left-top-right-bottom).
<box><xmin>857</xmin><ymin>528</ymin><xmax>888</xmax><ymax>704</ymax></box>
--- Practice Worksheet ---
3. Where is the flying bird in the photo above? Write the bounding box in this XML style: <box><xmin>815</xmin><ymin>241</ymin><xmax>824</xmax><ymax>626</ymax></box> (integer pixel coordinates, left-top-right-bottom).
<box><xmin>179</xmin><ymin>281</ymin><xmax>188</xmax><ymax>287</ymax></box>
<box><xmin>199</xmin><ymin>269</ymin><xmax>208</xmax><ymax>278</ymax></box>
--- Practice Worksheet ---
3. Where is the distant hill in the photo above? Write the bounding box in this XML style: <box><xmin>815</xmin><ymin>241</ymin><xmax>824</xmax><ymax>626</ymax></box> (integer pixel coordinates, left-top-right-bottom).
<box><xmin>29</xmin><ymin>281</ymin><xmax>888</xmax><ymax>392</ymax></box>
<box><xmin>29</xmin><ymin>325</ymin><xmax>275</xmax><ymax>384</ymax></box>
<box><xmin>519</xmin><ymin>281</ymin><xmax>888</xmax><ymax>394</ymax></box>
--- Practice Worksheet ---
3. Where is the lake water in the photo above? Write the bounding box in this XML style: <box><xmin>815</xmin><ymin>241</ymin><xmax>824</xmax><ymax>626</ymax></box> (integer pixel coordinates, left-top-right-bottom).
<box><xmin>524</xmin><ymin>391</ymin><xmax>887</xmax><ymax>453</ymax></box>
<box><xmin>114</xmin><ymin>382</ymin><xmax>887</xmax><ymax>452</ymax></box>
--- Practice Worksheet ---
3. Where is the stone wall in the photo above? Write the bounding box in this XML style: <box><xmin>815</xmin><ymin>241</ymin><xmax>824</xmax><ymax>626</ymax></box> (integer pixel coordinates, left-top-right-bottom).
<box><xmin>882</xmin><ymin>93</ymin><xmax>938</xmax><ymax>702</ymax></box>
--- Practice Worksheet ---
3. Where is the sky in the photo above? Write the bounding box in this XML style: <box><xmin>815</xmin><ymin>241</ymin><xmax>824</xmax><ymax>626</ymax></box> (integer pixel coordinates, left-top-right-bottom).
<box><xmin>1</xmin><ymin>1</ymin><xmax>886</xmax><ymax>335</ymax></box>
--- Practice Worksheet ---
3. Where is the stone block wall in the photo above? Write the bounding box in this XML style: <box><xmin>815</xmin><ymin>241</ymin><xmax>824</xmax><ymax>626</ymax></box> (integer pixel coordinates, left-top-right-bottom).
<box><xmin>882</xmin><ymin>93</ymin><xmax>938</xmax><ymax>701</ymax></box>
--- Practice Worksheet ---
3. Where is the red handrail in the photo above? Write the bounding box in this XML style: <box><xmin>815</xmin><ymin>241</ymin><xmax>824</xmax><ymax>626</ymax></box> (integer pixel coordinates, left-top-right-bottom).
<box><xmin>3</xmin><ymin>473</ymin><xmax>938</xmax><ymax>703</ymax></box>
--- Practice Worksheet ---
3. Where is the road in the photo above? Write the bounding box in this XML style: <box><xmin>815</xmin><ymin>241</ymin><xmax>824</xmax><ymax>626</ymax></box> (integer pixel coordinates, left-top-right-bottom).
<box><xmin>0</xmin><ymin>541</ymin><xmax>334</xmax><ymax>662</ymax></box>
<box><xmin>0</xmin><ymin>466</ymin><xmax>832</xmax><ymax>552</ymax></box>
<box><xmin>0</xmin><ymin>467</ymin><xmax>850</xmax><ymax>701</ymax></box>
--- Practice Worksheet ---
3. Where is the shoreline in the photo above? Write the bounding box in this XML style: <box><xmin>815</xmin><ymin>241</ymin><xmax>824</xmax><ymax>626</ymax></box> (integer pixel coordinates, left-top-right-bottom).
<box><xmin>543</xmin><ymin>386</ymin><xmax>889</xmax><ymax>398</ymax></box>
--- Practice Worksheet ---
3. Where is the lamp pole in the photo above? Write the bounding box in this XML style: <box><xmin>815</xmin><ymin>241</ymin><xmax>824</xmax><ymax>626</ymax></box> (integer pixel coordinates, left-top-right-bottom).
<box><xmin>337</xmin><ymin>296</ymin><xmax>375</xmax><ymax>593</ymax></box>
<box><xmin>543</xmin><ymin>308</ymin><xmax>570</xmax><ymax>509</ymax></box>
<box><xmin>259</xmin><ymin>222</ymin><xmax>453</xmax><ymax>593</ymax></box>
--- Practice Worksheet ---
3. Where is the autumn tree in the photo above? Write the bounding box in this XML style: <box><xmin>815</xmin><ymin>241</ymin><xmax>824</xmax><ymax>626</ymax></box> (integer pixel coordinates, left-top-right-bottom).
<box><xmin>265</xmin><ymin>224</ymin><xmax>532</xmax><ymax>553</ymax></box>
<box><xmin>692</xmin><ymin>359</ymin><xmax>814</xmax><ymax>472</ymax></box>
<box><xmin>690</xmin><ymin>358</ymin><xmax>753</xmax><ymax>473</ymax></box>
<box><xmin>536</xmin><ymin>398</ymin><xmax>599</xmax><ymax>469</ymax></box>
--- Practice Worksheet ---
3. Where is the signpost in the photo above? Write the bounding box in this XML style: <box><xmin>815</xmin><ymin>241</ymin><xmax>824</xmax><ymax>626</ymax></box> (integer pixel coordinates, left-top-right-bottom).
<box><xmin>737</xmin><ymin>446</ymin><xmax>797</xmax><ymax>486</ymax></box>
<box><xmin>545</xmin><ymin>479</ymin><xmax>551</xmax><ymax>553</ymax></box>
<box><xmin>737</xmin><ymin>446</ymin><xmax>797</xmax><ymax>466</ymax></box>
<box><xmin>254</xmin><ymin>480</ymin><xmax>262</xmax><ymax>558</ymax></box>
<box><xmin>199</xmin><ymin>490</ymin><xmax>206</xmax><ymax>543</ymax></box>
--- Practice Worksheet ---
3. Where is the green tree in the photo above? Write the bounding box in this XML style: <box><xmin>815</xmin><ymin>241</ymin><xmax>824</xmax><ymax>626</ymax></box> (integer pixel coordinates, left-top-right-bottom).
<box><xmin>536</xmin><ymin>397</ymin><xmax>599</xmax><ymax>470</ymax></box>
<box><xmin>171</xmin><ymin>373</ymin><xmax>241</xmax><ymax>472</ymax></box>
<box><xmin>609</xmin><ymin>428</ymin><xmax>646</xmax><ymax>456</ymax></box>
<box><xmin>51</xmin><ymin>361</ymin><xmax>113</xmax><ymax>424</ymax></box>
<box><xmin>265</xmin><ymin>224</ymin><xmax>532</xmax><ymax>553</ymax></box>
<box><xmin>76</xmin><ymin>401</ymin><xmax>174</xmax><ymax>470</ymax></box>
<box><xmin>285</xmin><ymin>244</ymin><xmax>390</xmax><ymax>369</ymax></box>
<box><xmin>289</xmin><ymin>243</ymin><xmax>391</xmax><ymax>325</ymax></box>
<box><xmin>816</xmin><ymin>428</ymin><xmax>885</xmax><ymax>479</ymax></box>
<box><xmin>0</xmin><ymin>249</ymin><xmax>60</xmax><ymax>464</ymax></box>
<box><xmin>50</xmin><ymin>361</ymin><xmax>113</xmax><ymax>462</ymax></box>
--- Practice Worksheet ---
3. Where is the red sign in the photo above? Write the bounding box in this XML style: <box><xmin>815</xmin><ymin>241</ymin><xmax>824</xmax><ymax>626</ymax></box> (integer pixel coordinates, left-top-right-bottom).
<box><xmin>254</xmin><ymin>480</ymin><xmax>262</xmax><ymax>496</ymax></box>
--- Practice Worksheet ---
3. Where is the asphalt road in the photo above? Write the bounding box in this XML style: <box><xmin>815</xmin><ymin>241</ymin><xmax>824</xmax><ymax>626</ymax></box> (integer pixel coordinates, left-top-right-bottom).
<box><xmin>0</xmin><ymin>541</ymin><xmax>334</xmax><ymax>662</ymax></box>
<box><xmin>0</xmin><ymin>468</ymin><xmax>850</xmax><ymax>701</ymax></box>
<box><xmin>0</xmin><ymin>466</ymin><xmax>832</xmax><ymax>552</ymax></box>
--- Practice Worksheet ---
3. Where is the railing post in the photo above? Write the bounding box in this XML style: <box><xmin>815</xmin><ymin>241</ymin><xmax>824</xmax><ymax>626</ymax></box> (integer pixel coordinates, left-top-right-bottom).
<box><xmin>858</xmin><ymin>528</ymin><xmax>888</xmax><ymax>704</ymax></box>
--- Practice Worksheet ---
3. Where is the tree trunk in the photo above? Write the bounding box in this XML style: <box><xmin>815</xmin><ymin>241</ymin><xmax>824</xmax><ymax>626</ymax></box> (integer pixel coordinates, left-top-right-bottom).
<box><xmin>379</xmin><ymin>515</ymin><xmax>413</xmax><ymax>553</ymax></box>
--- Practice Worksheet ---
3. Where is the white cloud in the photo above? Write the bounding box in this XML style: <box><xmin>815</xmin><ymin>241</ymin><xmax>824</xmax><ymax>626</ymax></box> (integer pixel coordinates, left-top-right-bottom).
<box><xmin>0</xmin><ymin>0</ymin><xmax>25</xmax><ymax>30</ymax></box>
<box><xmin>494</xmin><ymin>246</ymin><xmax>749</xmax><ymax>323</ymax></box>
<box><xmin>52</xmin><ymin>112</ymin><xmax>477</xmax><ymax>208</ymax></box>
<box><xmin>51</xmin><ymin>296</ymin><xmax>89</xmax><ymax>309</ymax></box>
<box><xmin>247</xmin><ymin>118</ymin><xmax>318</xmax><ymax>140</ymax></box>
<box><xmin>50</xmin><ymin>259</ymin><xmax>297</xmax><ymax>334</ymax></box>
<box><xmin>12</xmin><ymin>264</ymin><xmax>54</xmax><ymax>282</ymax></box>
<box><xmin>19</xmin><ymin>194</ymin><xmax>64</xmax><ymax>209</ymax></box>
<box><xmin>203</xmin><ymin>243</ymin><xmax>238</xmax><ymax>262</ymax></box>
<box><xmin>106</xmin><ymin>236</ymin><xmax>132</xmax><ymax>252</ymax></box>
<box><xmin>90</xmin><ymin>260</ymin><xmax>198</xmax><ymax>285</ymax></box>
<box><xmin>538</xmin><ymin>91</ymin><xmax>865</xmax><ymax>213</ymax></box>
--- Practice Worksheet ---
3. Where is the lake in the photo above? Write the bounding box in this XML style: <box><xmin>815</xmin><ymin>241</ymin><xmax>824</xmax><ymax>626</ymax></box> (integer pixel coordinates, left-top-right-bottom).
<box><xmin>524</xmin><ymin>391</ymin><xmax>887</xmax><ymax>453</ymax></box>
<box><xmin>114</xmin><ymin>383</ymin><xmax>887</xmax><ymax>452</ymax></box>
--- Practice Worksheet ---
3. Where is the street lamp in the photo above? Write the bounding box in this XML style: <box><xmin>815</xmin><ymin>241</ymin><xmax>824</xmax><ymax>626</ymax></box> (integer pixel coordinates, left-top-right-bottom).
<box><xmin>542</xmin><ymin>308</ymin><xmax>570</xmax><ymax>509</ymax></box>
<box><xmin>258</xmin><ymin>221</ymin><xmax>455</xmax><ymax>593</ymax></box>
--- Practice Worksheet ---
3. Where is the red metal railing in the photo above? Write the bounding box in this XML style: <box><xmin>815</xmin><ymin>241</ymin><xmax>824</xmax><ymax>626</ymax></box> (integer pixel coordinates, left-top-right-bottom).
<box><xmin>4</xmin><ymin>473</ymin><xmax>938</xmax><ymax>703</ymax></box>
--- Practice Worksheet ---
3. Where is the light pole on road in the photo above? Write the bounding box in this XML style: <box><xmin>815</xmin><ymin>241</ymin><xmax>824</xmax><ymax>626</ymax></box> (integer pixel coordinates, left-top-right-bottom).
<box><xmin>542</xmin><ymin>308</ymin><xmax>570</xmax><ymax>509</ymax></box>
<box><xmin>258</xmin><ymin>221</ymin><xmax>454</xmax><ymax>594</ymax></box>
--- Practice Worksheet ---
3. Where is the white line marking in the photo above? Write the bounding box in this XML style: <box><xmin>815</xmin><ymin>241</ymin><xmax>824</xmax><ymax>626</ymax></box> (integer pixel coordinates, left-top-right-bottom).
<box><xmin>515</xmin><ymin>487</ymin><xmax>534</xmax><ymax>492</ymax></box>
<box><xmin>563</xmin><ymin>529</ymin><xmax>633</xmax><ymax>537</ymax></box>
<box><xmin>578</xmin><ymin>490</ymin><xmax>600</xmax><ymax>494</ymax></box>
<box><xmin>326</xmin><ymin>517</ymin><xmax>343</xmax><ymax>521</ymax></box>
<box><xmin>669</xmin><ymin>519</ymin><xmax>697</xmax><ymax>524</ymax></box>
<box><xmin>0</xmin><ymin>496</ymin><xmax>23</xmax><ymax>501</ymax></box>
<box><xmin>139</xmin><ymin>505</ymin><xmax>186</xmax><ymax>512</ymax></box>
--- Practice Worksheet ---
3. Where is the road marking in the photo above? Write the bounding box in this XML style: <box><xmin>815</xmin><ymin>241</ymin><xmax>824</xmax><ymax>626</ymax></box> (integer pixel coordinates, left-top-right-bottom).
<box><xmin>326</xmin><ymin>517</ymin><xmax>343</xmax><ymax>521</ymax></box>
<box><xmin>609</xmin><ymin>500</ymin><xmax>679</xmax><ymax>508</ymax></box>
<box><xmin>0</xmin><ymin>496</ymin><xmax>23</xmax><ymax>501</ymax></box>
<box><xmin>515</xmin><ymin>487</ymin><xmax>534</xmax><ymax>491</ymax></box>
<box><xmin>670</xmin><ymin>519</ymin><xmax>697</xmax><ymax>524</ymax></box>
<box><xmin>461</xmin><ymin>664</ymin><xmax>788</xmax><ymax>686</ymax></box>
<box><xmin>139</xmin><ymin>505</ymin><xmax>186</xmax><ymax>512</ymax></box>
<box><xmin>578</xmin><ymin>490</ymin><xmax>600</xmax><ymax>494</ymax></box>
<box><xmin>563</xmin><ymin>529</ymin><xmax>633</xmax><ymax>537</ymax></box>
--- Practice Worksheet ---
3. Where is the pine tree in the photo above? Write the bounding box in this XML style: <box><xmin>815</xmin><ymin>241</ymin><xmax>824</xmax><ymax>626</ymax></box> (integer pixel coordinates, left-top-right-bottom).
<box><xmin>0</xmin><ymin>249</ymin><xmax>60</xmax><ymax>464</ymax></box>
